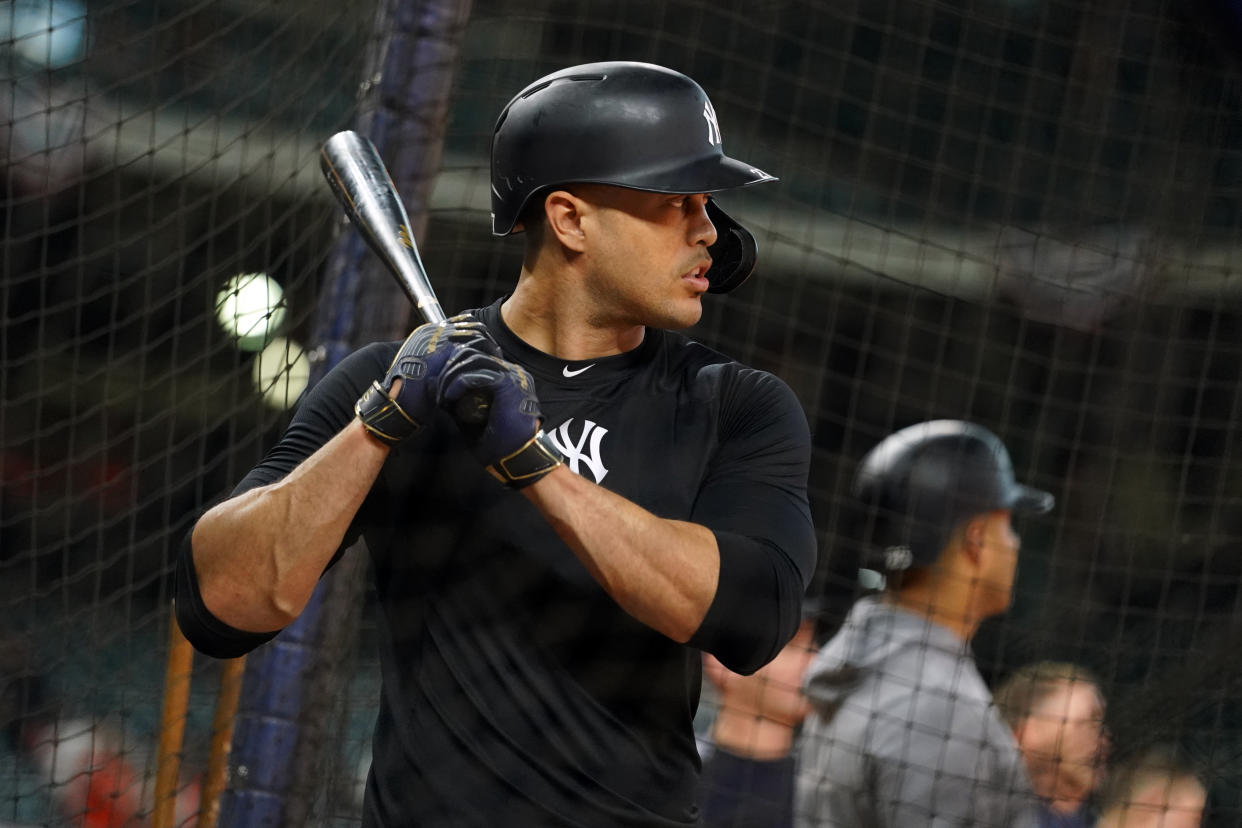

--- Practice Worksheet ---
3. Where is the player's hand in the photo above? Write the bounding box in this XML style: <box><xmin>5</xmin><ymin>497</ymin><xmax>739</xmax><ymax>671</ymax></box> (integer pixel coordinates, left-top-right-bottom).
<box><xmin>355</xmin><ymin>314</ymin><xmax>500</xmax><ymax>446</ymax></box>
<box><xmin>398</xmin><ymin>313</ymin><xmax>498</xmax><ymax>361</ymax></box>
<box><xmin>437</xmin><ymin>350</ymin><xmax>564</xmax><ymax>488</ymax></box>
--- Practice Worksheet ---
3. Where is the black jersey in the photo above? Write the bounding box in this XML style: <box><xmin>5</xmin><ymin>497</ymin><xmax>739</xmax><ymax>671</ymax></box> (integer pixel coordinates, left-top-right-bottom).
<box><xmin>176</xmin><ymin>299</ymin><xmax>816</xmax><ymax>827</ymax></box>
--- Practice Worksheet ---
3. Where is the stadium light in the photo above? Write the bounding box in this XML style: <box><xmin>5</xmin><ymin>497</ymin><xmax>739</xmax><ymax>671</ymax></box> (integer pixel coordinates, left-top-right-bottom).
<box><xmin>3</xmin><ymin>0</ymin><xmax>88</xmax><ymax>69</ymax></box>
<box><xmin>251</xmin><ymin>337</ymin><xmax>309</xmax><ymax>411</ymax></box>
<box><xmin>216</xmin><ymin>272</ymin><xmax>286</xmax><ymax>352</ymax></box>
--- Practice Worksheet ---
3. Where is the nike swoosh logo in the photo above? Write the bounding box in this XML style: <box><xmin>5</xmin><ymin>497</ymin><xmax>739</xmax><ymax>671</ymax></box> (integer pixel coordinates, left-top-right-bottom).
<box><xmin>562</xmin><ymin>364</ymin><xmax>595</xmax><ymax>378</ymax></box>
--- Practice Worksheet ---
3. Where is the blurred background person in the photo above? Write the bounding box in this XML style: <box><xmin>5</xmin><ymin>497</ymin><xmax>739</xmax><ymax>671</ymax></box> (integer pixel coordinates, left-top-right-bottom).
<box><xmin>0</xmin><ymin>637</ymin><xmax>199</xmax><ymax>828</ymax></box>
<box><xmin>699</xmin><ymin>602</ymin><xmax>820</xmax><ymax>828</ymax></box>
<box><xmin>1094</xmin><ymin>746</ymin><xmax>1205</xmax><ymax>828</ymax></box>
<box><xmin>995</xmin><ymin>661</ymin><xmax>1110</xmax><ymax>828</ymax></box>
<box><xmin>796</xmin><ymin>420</ymin><xmax>1053</xmax><ymax>827</ymax></box>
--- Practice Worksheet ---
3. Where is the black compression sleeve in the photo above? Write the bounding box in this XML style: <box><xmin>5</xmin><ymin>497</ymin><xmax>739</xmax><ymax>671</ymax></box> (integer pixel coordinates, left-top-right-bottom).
<box><xmin>688</xmin><ymin>530</ymin><xmax>806</xmax><ymax>674</ymax></box>
<box><xmin>174</xmin><ymin>531</ymin><xmax>280</xmax><ymax>658</ymax></box>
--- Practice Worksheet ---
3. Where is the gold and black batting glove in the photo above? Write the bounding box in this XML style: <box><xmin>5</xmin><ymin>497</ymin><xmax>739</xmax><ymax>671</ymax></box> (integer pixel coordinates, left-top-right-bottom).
<box><xmin>436</xmin><ymin>349</ymin><xmax>563</xmax><ymax>488</ymax></box>
<box><xmin>355</xmin><ymin>314</ymin><xmax>501</xmax><ymax>447</ymax></box>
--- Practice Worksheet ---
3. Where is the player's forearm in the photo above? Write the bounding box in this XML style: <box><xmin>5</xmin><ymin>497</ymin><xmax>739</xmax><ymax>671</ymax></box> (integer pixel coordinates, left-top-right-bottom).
<box><xmin>523</xmin><ymin>466</ymin><xmax>719</xmax><ymax>642</ymax></box>
<box><xmin>191</xmin><ymin>419</ymin><xmax>388</xmax><ymax>631</ymax></box>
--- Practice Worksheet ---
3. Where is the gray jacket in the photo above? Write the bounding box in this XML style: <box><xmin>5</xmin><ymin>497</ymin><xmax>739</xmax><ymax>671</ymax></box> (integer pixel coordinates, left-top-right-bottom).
<box><xmin>795</xmin><ymin>596</ymin><xmax>1039</xmax><ymax>827</ymax></box>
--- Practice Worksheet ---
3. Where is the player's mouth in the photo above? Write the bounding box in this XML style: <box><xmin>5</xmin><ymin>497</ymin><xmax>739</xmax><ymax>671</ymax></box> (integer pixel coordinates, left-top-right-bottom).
<box><xmin>681</xmin><ymin>259</ymin><xmax>712</xmax><ymax>292</ymax></box>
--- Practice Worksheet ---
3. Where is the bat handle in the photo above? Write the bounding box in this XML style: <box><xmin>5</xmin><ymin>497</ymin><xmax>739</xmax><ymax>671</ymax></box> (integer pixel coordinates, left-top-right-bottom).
<box><xmin>422</xmin><ymin>317</ymin><xmax>490</xmax><ymax>425</ymax></box>
<box><xmin>455</xmin><ymin>391</ymin><xmax>490</xmax><ymax>426</ymax></box>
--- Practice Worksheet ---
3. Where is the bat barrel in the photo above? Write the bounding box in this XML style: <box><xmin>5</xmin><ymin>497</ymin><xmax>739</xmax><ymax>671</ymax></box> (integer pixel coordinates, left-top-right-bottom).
<box><xmin>319</xmin><ymin>130</ymin><xmax>484</xmax><ymax>423</ymax></box>
<box><xmin>320</xmin><ymin>131</ymin><xmax>446</xmax><ymax>324</ymax></box>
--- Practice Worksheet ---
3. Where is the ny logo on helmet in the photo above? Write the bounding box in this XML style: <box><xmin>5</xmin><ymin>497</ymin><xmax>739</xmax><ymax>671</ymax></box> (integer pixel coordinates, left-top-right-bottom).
<box><xmin>703</xmin><ymin>101</ymin><xmax>722</xmax><ymax>146</ymax></box>
<box><xmin>546</xmin><ymin>419</ymin><xmax>609</xmax><ymax>483</ymax></box>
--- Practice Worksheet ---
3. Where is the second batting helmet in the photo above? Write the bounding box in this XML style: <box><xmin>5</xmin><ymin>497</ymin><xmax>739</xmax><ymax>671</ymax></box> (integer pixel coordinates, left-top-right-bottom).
<box><xmin>490</xmin><ymin>61</ymin><xmax>776</xmax><ymax>294</ymax></box>
<box><xmin>853</xmin><ymin>420</ymin><xmax>1054</xmax><ymax>572</ymax></box>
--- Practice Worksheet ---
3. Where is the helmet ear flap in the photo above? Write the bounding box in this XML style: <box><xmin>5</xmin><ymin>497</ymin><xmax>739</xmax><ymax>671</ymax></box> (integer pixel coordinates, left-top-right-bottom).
<box><xmin>705</xmin><ymin>199</ymin><xmax>758</xmax><ymax>294</ymax></box>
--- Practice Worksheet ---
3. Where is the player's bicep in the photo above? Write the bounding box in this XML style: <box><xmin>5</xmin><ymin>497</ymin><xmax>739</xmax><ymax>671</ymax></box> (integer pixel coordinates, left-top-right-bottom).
<box><xmin>689</xmin><ymin>366</ymin><xmax>815</xmax><ymax>578</ymax></box>
<box><xmin>687</xmin><ymin>367</ymin><xmax>816</xmax><ymax>673</ymax></box>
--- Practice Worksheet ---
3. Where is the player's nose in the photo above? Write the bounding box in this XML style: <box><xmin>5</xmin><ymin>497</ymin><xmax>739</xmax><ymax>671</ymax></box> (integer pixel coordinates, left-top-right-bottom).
<box><xmin>689</xmin><ymin>194</ymin><xmax>717</xmax><ymax>247</ymax></box>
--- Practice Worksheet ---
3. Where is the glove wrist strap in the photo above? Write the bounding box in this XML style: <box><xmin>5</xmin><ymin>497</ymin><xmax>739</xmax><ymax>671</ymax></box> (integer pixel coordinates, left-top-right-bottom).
<box><xmin>487</xmin><ymin>430</ymin><xmax>564</xmax><ymax>488</ymax></box>
<box><xmin>355</xmin><ymin>381</ymin><xmax>419</xmax><ymax>447</ymax></box>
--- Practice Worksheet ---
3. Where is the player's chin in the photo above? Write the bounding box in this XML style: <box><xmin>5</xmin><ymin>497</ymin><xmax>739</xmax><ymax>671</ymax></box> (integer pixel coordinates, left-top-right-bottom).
<box><xmin>662</xmin><ymin>295</ymin><xmax>704</xmax><ymax>329</ymax></box>
<box><xmin>998</xmin><ymin>589</ymin><xmax>1016</xmax><ymax>613</ymax></box>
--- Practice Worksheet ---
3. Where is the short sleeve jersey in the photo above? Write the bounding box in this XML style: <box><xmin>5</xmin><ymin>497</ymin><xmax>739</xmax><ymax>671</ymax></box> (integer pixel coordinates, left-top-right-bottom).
<box><xmin>176</xmin><ymin>299</ymin><xmax>816</xmax><ymax>827</ymax></box>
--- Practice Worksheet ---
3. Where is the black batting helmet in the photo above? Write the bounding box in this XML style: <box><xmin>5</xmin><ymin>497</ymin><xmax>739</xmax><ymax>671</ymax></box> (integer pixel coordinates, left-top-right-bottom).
<box><xmin>490</xmin><ymin>61</ymin><xmax>776</xmax><ymax>294</ymax></box>
<box><xmin>853</xmin><ymin>420</ymin><xmax>1054</xmax><ymax>572</ymax></box>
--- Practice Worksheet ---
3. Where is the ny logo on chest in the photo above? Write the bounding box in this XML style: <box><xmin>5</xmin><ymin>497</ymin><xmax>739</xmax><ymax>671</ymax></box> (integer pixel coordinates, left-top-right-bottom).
<box><xmin>545</xmin><ymin>418</ymin><xmax>610</xmax><ymax>483</ymax></box>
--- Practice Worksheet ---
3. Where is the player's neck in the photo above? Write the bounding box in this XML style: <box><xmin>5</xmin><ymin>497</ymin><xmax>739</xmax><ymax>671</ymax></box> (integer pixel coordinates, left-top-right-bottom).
<box><xmin>887</xmin><ymin>583</ymin><xmax>981</xmax><ymax>642</ymax></box>
<box><xmin>502</xmin><ymin>269</ymin><xmax>645</xmax><ymax>360</ymax></box>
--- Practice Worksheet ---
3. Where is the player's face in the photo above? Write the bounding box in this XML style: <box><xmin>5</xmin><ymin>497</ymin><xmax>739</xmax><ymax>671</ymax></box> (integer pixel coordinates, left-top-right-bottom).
<box><xmin>975</xmin><ymin>509</ymin><xmax>1020</xmax><ymax>615</ymax></box>
<box><xmin>576</xmin><ymin>186</ymin><xmax>718</xmax><ymax>330</ymax></box>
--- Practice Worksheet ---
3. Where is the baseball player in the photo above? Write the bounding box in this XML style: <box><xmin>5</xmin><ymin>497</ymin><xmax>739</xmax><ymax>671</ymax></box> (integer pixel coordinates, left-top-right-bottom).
<box><xmin>175</xmin><ymin>62</ymin><xmax>816</xmax><ymax>827</ymax></box>
<box><xmin>795</xmin><ymin>420</ymin><xmax>1052</xmax><ymax>827</ymax></box>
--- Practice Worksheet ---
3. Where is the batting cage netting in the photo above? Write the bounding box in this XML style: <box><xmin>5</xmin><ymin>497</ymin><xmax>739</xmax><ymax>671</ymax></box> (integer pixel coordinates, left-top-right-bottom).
<box><xmin>3</xmin><ymin>0</ymin><xmax>1242</xmax><ymax>825</ymax></box>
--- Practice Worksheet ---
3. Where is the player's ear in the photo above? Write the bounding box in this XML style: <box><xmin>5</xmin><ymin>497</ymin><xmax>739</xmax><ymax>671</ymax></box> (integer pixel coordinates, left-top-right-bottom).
<box><xmin>544</xmin><ymin>189</ymin><xmax>588</xmax><ymax>253</ymax></box>
<box><xmin>960</xmin><ymin>516</ymin><xmax>986</xmax><ymax>565</ymax></box>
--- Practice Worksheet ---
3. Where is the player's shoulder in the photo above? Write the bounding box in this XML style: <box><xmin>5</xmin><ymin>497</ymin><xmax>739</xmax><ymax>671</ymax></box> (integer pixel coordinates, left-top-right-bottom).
<box><xmin>658</xmin><ymin>329</ymin><xmax>789</xmax><ymax>391</ymax></box>
<box><xmin>656</xmin><ymin>331</ymin><xmax>808</xmax><ymax>442</ymax></box>
<box><xmin>901</xmin><ymin>657</ymin><xmax>997</xmax><ymax>734</ymax></box>
<box><xmin>357</xmin><ymin>339</ymin><xmax>402</xmax><ymax>363</ymax></box>
<box><xmin>294</xmin><ymin>340</ymin><xmax>401</xmax><ymax>414</ymax></box>
<box><xmin>664</xmin><ymin>332</ymin><xmax>801</xmax><ymax>418</ymax></box>
<box><xmin>336</xmin><ymin>340</ymin><xmax>401</xmax><ymax>381</ymax></box>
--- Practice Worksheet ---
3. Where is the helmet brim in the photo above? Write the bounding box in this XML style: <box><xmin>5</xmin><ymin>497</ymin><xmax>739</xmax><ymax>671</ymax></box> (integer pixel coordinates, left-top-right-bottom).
<box><xmin>1009</xmin><ymin>483</ymin><xmax>1055</xmax><ymax>515</ymax></box>
<box><xmin>623</xmin><ymin>152</ymin><xmax>777</xmax><ymax>195</ymax></box>
<box><xmin>495</xmin><ymin>154</ymin><xmax>776</xmax><ymax>236</ymax></box>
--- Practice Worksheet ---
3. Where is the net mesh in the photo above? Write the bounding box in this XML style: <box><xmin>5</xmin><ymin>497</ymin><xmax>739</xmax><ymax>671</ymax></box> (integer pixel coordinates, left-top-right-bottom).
<box><xmin>3</xmin><ymin>0</ymin><xmax>1242</xmax><ymax>824</ymax></box>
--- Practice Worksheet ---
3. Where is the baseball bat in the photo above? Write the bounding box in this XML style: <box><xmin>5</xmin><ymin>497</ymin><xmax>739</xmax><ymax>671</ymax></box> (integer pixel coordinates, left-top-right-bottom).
<box><xmin>319</xmin><ymin>130</ymin><xmax>486</xmax><ymax>421</ymax></box>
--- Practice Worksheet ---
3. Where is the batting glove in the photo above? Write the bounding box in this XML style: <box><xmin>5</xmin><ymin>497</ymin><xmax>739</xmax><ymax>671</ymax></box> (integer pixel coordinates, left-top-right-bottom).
<box><xmin>437</xmin><ymin>349</ymin><xmax>564</xmax><ymax>488</ymax></box>
<box><xmin>355</xmin><ymin>314</ymin><xmax>499</xmax><ymax>446</ymax></box>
